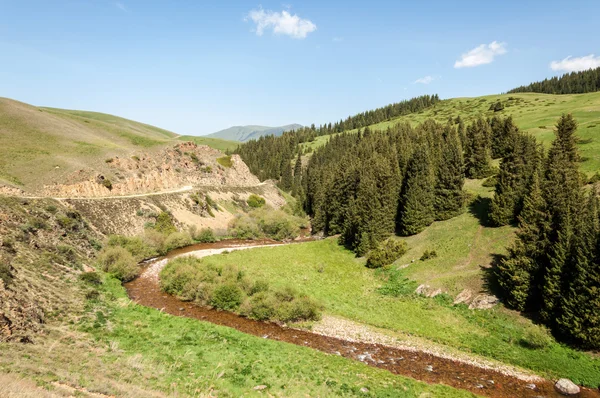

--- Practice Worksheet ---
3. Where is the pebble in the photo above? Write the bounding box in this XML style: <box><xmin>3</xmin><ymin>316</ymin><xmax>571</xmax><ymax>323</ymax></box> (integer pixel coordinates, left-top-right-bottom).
<box><xmin>360</xmin><ymin>387</ymin><xmax>369</xmax><ymax>393</ymax></box>
<box><xmin>425</xmin><ymin>365</ymin><xmax>433</xmax><ymax>372</ymax></box>
<box><xmin>525</xmin><ymin>383</ymin><xmax>536</xmax><ymax>390</ymax></box>
<box><xmin>253</xmin><ymin>385</ymin><xmax>267</xmax><ymax>391</ymax></box>
<box><xmin>476</xmin><ymin>384</ymin><xmax>485</xmax><ymax>389</ymax></box>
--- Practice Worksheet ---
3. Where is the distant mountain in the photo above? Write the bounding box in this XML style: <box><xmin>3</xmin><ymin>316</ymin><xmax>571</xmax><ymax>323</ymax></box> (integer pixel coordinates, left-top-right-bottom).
<box><xmin>205</xmin><ymin>124</ymin><xmax>303</xmax><ymax>142</ymax></box>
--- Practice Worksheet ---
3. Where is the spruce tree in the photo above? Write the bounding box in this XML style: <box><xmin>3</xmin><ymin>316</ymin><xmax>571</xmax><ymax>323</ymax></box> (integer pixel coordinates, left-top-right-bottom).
<box><xmin>464</xmin><ymin>118</ymin><xmax>494</xmax><ymax>179</ymax></box>
<box><xmin>280</xmin><ymin>160</ymin><xmax>293</xmax><ymax>191</ymax></box>
<box><xmin>496</xmin><ymin>170</ymin><xmax>549</xmax><ymax>310</ymax></box>
<box><xmin>291</xmin><ymin>153</ymin><xmax>303</xmax><ymax>197</ymax></box>
<box><xmin>434</xmin><ymin>124</ymin><xmax>465</xmax><ymax>220</ymax></box>
<box><xmin>557</xmin><ymin>193</ymin><xmax>600</xmax><ymax>346</ymax></box>
<box><xmin>489</xmin><ymin>133</ymin><xmax>541</xmax><ymax>226</ymax></box>
<box><xmin>398</xmin><ymin>143</ymin><xmax>435</xmax><ymax>235</ymax></box>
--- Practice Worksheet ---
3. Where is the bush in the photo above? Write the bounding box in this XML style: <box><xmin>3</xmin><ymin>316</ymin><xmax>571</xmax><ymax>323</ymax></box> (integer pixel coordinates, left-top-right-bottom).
<box><xmin>97</xmin><ymin>247</ymin><xmax>139</xmax><ymax>282</ymax></box>
<box><xmin>216</xmin><ymin>156</ymin><xmax>233</xmax><ymax>168</ymax></box>
<box><xmin>107</xmin><ymin>235</ymin><xmax>156</xmax><ymax>261</ymax></box>
<box><xmin>154</xmin><ymin>211</ymin><xmax>176</xmax><ymax>234</ymax></box>
<box><xmin>160</xmin><ymin>258</ymin><xmax>321</xmax><ymax>323</ymax></box>
<box><xmin>243</xmin><ymin>291</ymin><xmax>276</xmax><ymax>321</ymax></box>
<box><xmin>520</xmin><ymin>327</ymin><xmax>552</xmax><ymax>350</ymax></box>
<box><xmin>143</xmin><ymin>229</ymin><xmax>168</xmax><ymax>255</ymax></box>
<box><xmin>211</xmin><ymin>284</ymin><xmax>244</xmax><ymax>311</ymax></box>
<box><xmin>193</xmin><ymin>227</ymin><xmax>217</xmax><ymax>243</ymax></box>
<box><xmin>247</xmin><ymin>194</ymin><xmax>266</xmax><ymax>208</ymax></box>
<box><xmin>79</xmin><ymin>272</ymin><xmax>102</xmax><ymax>285</ymax></box>
<box><xmin>0</xmin><ymin>261</ymin><xmax>13</xmax><ymax>286</ymax></box>
<box><xmin>164</xmin><ymin>232</ymin><xmax>193</xmax><ymax>252</ymax></box>
<box><xmin>229</xmin><ymin>214</ymin><xmax>263</xmax><ymax>240</ymax></box>
<box><xmin>101</xmin><ymin>179</ymin><xmax>113</xmax><ymax>190</ymax></box>
<box><xmin>420</xmin><ymin>249</ymin><xmax>438</xmax><ymax>261</ymax></box>
<box><xmin>366</xmin><ymin>239</ymin><xmax>408</xmax><ymax>269</ymax></box>
<box><xmin>275</xmin><ymin>295</ymin><xmax>321</xmax><ymax>322</ymax></box>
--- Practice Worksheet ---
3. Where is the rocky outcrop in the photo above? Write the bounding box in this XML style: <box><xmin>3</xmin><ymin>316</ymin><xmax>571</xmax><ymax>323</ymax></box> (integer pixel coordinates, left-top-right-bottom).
<box><xmin>468</xmin><ymin>294</ymin><xmax>499</xmax><ymax>310</ymax></box>
<box><xmin>41</xmin><ymin>143</ymin><xmax>260</xmax><ymax>198</ymax></box>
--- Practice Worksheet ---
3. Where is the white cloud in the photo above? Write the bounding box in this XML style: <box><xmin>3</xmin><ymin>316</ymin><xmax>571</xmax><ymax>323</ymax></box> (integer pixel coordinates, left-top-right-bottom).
<box><xmin>414</xmin><ymin>75</ymin><xmax>435</xmax><ymax>84</ymax></box>
<box><xmin>332</xmin><ymin>37</ymin><xmax>343</xmax><ymax>42</ymax></box>
<box><xmin>246</xmin><ymin>8</ymin><xmax>317</xmax><ymax>39</ymax></box>
<box><xmin>115</xmin><ymin>2</ymin><xmax>127</xmax><ymax>11</ymax></box>
<box><xmin>454</xmin><ymin>41</ymin><xmax>507</xmax><ymax>68</ymax></box>
<box><xmin>550</xmin><ymin>54</ymin><xmax>600</xmax><ymax>72</ymax></box>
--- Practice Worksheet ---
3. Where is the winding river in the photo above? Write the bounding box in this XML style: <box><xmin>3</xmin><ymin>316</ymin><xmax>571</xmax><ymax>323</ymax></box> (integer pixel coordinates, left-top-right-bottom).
<box><xmin>124</xmin><ymin>239</ymin><xmax>599</xmax><ymax>398</ymax></box>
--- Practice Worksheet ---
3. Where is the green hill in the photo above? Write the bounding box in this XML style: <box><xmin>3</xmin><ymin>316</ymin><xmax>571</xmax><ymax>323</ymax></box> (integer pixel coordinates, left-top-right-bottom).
<box><xmin>0</xmin><ymin>98</ymin><xmax>234</xmax><ymax>192</ymax></box>
<box><xmin>302</xmin><ymin>92</ymin><xmax>600</xmax><ymax>175</ymax></box>
<box><xmin>177</xmin><ymin>135</ymin><xmax>239</xmax><ymax>152</ymax></box>
<box><xmin>206</xmin><ymin>124</ymin><xmax>303</xmax><ymax>142</ymax></box>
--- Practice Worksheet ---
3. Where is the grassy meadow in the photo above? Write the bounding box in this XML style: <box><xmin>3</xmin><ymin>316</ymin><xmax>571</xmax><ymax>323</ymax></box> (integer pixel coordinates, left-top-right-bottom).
<box><xmin>301</xmin><ymin>92</ymin><xmax>600</xmax><ymax>175</ymax></box>
<box><xmin>0</xmin><ymin>275</ymin><xmax>474</xmax><ymax>398</ymax></box>
<box><xmin>193</xmin><ymin>179</ymin><xmax>600</xmax><ymax>387</ymax></box>
<box><xmin>177</xmin><ymin>135</ymin><xmax>239</xmax><ymax>153</ymax></box>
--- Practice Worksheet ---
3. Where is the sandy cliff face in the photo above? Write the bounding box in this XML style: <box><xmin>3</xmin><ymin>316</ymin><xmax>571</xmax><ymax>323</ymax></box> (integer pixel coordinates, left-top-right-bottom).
<box><xmin>42</xmin><ymin>143</ymin><xmax>260</xmax><ymax>198</ymax></box>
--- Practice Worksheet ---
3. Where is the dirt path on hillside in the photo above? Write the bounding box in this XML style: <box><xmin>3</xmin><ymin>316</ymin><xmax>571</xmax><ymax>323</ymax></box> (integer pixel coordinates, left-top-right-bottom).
<box><xmin>124</xmin><ymin>241</ymin><xmax>600</xmax><ymax>398</ymax></box>
<box><xmin>8</xmin><ymin>182</ymin><xmax>269</xmax><ymax>201</ymax></box>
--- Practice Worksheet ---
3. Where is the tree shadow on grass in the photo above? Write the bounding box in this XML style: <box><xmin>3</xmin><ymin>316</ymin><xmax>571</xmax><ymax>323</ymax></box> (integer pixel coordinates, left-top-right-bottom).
<box><xmin>468</xmin><ymin>196</ymin><xmax>492</xmax><ymax>227</ymax></box>
<box><xmin>479</xmin><ymin>254</ymin><xmax>505</xmax><ymax>297</ymax></box>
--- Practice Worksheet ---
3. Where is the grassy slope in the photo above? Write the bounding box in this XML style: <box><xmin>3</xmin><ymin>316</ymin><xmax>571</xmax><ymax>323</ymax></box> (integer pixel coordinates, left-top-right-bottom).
<box><xmin>198</xmin><ymin>240</ymin><xmax>600</xmax><ymax>386</ymax></box>
<box><xmin>0</xmin><ymin>197</ymin><xmax>470</xmax><ymax>397</ymax></box>
<box><xmin>0</xmin><ymin>277</ymin><xmax>473</xmax><ymax>398</ymax></box>
<box><xmin>178</xmin><ymin>135</ymin><xmax>239</xmax><ymax>153</ymax></box>
<box><xmin>0</xmin><ymin>98</ymin><xmax>236</xmax><ymax>191</ymax></box>
<box><xmin>195</xmin><ymin>177</ymin><xmax>600</xmax><ymax>387</ymax></box>
<box><xmin>302</xmin><ymin>92</ymin><xmax>600</xmax><ymax>175</ymax></box>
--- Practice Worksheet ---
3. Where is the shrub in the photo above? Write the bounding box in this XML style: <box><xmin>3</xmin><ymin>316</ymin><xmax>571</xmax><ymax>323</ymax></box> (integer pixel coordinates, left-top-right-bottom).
<box><xmin>275</xmin><ymin>296</ymin><xmax>321</xmax><ymax>322</ymax></box>
<box><xmin>107</xmin><ymin>235</ymin><xmax>156</xmax><ymax>261</ymax></box>
<box><xmin>217</xmin><ymin>155</ymin><xmax>233</xmax><ymax>168</ymax></box>
<box><xmin>211</xmin><ymin>284</ymin><xmax>244</xmax><ymax>311</ymax></box>
<box><xmin>79</xmin><ymin>272</ymin><xmax>102</xmax><ymax>285</ymax></box>
<box><xmin>366</xmin><ymin>239</ymin><xmax>408</xmax><ymax>269</ymax></box>
<box><xmin>101</xmin><ymin>179</ymin><xmax>113</xmax><ymax>190</ymax></box>
<box><xmin>229</xmin><ymin>214</ymin><xmax>263</xmax><ymax>240</ymax></box>
<box><xmin>45</xmin><ymin>204</ymin><xmax>57</xmax><ymax>214</ymax></box>
<box><xmin>247</xmin><ymin>194</ymin><xmax>266</xmax><ymax>208</ymax></box>
<box><xmin>243</xmin><ymin>291</ymin><xmax>276</xmax><ymax>321</ymax></box>
<box><xmin>420</xmin><ymin>249</ymin><xmax>438</xmax><ymax>261</ymax></box>
<box><xmin>154</xmin><ymin>212</ymin><xmax>176</xmax><ymax>234</ymax></box>
<box><xmin>97</xmin><ymin>247</ymin><xmax>139</xmax><ymax>282</ymax></box>
<box><xmin>0</xmin><ymin>260</ymin><xmax>13</xmax><ymax>286</ymax></box>
<box><xmin>160</xmin><ymin>258</ymin><xmax>321</xmax><ymax>323</ymax></box>
<box><xmin>143</xmin><ymin>229</ymin><xmax>168</xmax><ymax>255</ymax></box>
<box><xmin>193</xmin><ymin>227</ymin><xmax>217</xmax><ymax>243</ymax></box>
<box><xmin>205</xmin><ymin>195</ymin><xmax>219</xmax><ymax>211</ymax></box>
<box><xmin>520</xmin><ymin>327</ymin><xmax>552</xmax><ymax>350</ymax></box>
<box><xmin>164</xmin><ymin>232</ymin><xmax>193</xmax><ymax>252</ymax></box>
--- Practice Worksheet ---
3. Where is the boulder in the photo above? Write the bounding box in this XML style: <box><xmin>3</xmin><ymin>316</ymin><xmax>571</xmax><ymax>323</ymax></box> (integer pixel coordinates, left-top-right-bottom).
<box><xmin>554</xmin><ymin>378</ymin><xmax>580</xmax><ymax>395</ymax></box>
<box><xmin>453</xmin><ymin>289</ymin><xmax>473</xmax><ymax>304</ymax></box>
<box><xmin>468</xmin><ymin>294</ymin><xmax>499</xmax><ymax>310</ymax></box>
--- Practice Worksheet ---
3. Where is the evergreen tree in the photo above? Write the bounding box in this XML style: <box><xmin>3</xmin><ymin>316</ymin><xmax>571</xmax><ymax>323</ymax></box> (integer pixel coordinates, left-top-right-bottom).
<box><xmin>280</xmin><ymin>160</ymin><xmax>293</xmax><ymax>191</ymax></box>
<box><xmin>398</xmin><ymin>144</ymin><xmax>435</xmax><ymax>235</ymax></box>
<box><xmin>434</xmin><ymin>124</ymin><xmax>465</xmax><ymax>220</ymax></box>
<box><xmin>496</xmin><ymin>170</ymin><xmax>549</xmax><ymax>310</ymax></box>
<box><xmin>291</xmin><ymin>153</ymin><xmax>303</xmax><ymax>197</ymax></box>
<box><xmin>464</xmin><ymin>118</ymin><xmax>494</xmax><ymax>179</ymax></box>
<box><xmin>489</xmin><ymin>133</ymin><xmax>541</xmax><ymax>226</ymax></box>
<box><xmin>557</xmin><ymin>193</ymin><xmax>600</xmax><ymax>346</ymax></box>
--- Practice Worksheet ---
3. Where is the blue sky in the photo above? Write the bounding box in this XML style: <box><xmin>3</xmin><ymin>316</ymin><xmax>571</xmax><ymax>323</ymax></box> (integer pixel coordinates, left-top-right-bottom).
<box><xmin>1</xmin><ymin>1</ymin><xmax>599</xmax><ymax>135</ymax></box>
